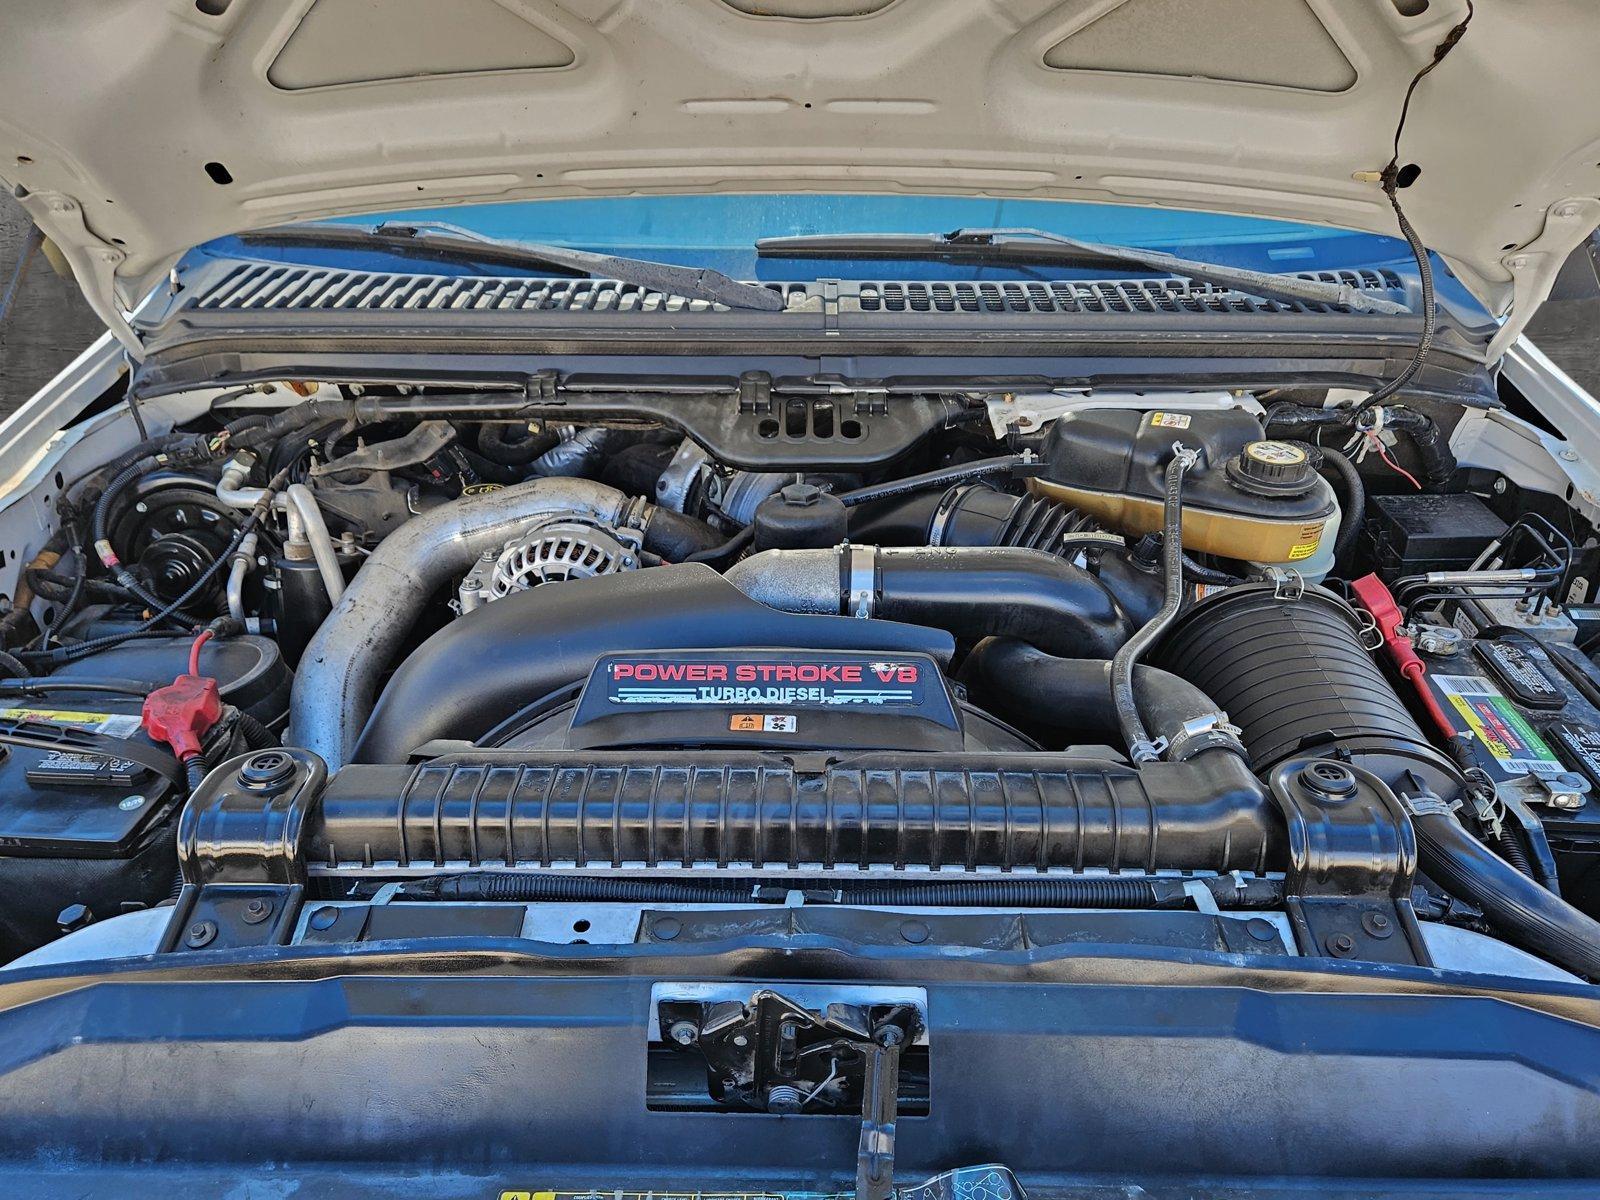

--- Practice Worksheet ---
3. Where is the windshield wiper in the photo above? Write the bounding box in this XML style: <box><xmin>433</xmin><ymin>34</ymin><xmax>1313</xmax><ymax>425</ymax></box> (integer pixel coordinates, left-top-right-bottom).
<box><xmin>757</xmin><ymin>227</ymin><xmax>1410</xmax><ymax>316</ymax></box>
<box><xmin>240</xmin><ymin>221</ymin><xmax>786</xmax><ymax>312</ymax></box>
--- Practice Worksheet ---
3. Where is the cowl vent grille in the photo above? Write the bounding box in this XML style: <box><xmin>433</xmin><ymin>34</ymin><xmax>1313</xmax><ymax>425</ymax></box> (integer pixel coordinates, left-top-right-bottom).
<box><xmin>195</xmin><ymin>264</ymin><xmax>806</xmax><ymax>313</ymax></box>
<box><xmin>854</xmin><ymin>271</ymin><xmax>1403</xmax><ymax>316</ymax></box>
<box><xmin>185</xmin><ymin>264</ymin><xmax>1404</xmax><ymax>317</ymax></box>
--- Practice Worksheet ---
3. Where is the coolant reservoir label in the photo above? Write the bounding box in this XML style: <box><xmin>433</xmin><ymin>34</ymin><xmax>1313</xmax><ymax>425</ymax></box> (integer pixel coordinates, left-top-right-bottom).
<box><xmin>1434</xmin><ymin>674</ymin><xmax>1563</xmax><ymax>776</ymax></box>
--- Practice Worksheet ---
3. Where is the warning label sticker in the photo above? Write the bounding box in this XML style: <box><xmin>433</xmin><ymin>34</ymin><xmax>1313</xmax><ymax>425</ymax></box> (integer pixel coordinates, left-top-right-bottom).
<box><xmin>1148</xmin><ymin>412</ymin><xmax>1192</xmax><ymax>429</ymax></box>
<box><xmin>729</xmin><ymin>713</ymin><xmax>797</xmax><ymax>733</ymax></box>
<box><xmin>1434</xmin><ymin>674</ymin><xmax>1563</xmax><ymax>776</ymax></box>
<box><xmin>0</xmin><ymin>707</ymin><xmax>141</xmax><ymax>738</ymax></box>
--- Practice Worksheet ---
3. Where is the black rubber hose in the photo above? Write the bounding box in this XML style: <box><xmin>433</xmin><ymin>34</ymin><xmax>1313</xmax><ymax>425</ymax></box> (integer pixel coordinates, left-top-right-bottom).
<box><xmin>416</xmin><ymin>874</ymin><xmax>757</xmax><ymax>903</ymax></box>
<box><xmin>836</xmin><ymin>455</ymin><xmax>1026</xmax><ymax>508</ymax></box>
<box><xmin>1317</xmin><ymin>445</ymin><xmax>1365</xmax><ymax>565</ymax></box>
<box><xmin>867</xmin><ymin>547</ymin><xmax>1132</xmax><ymax>659</ymax></box>
<box><xmin>0</xmin><ymin>650</ymin><xmax>28</xmax><ymax>680</ymax></box>
<box><xmin>962</xmin><ymin>638</ymin><xmax>1245</xmax><ymax>761</ymax></box>
<box><xmin>682</xmin><ymin>526</ymin><xmax>754</xmax><ymax>565</ymax></box>
<box><xmin>183</xmin><ymin>757</ymin><xmax>207</xmax><ymax>794</ymax></box>
<box><xmin>475</xmin><ymin>423</ymin><xmax>559</xmax><ymax>466</ymax></box>
<box><xmin>233</xmin><ymin>710</ymin><xmax>279</xmax><ymax>751</ymax></box>
<box><xmin>404</xmin><ymin>873</ymin><xmax>1283</xmax><ymax>910</ymax></box>
<box><xmin>1382</xmin><ymin>407</ymin><xmax>1457</xmax><ymax>489</ymax></box>
<box><xmin>1110</xmin><ymin>449</ymin><xmax>1197</xmax><ymax>761</ymax></box>
<box><xmin>642</xmin><ymin>508</ymin><xmax>726</xmax><ymax>561</ymax></box>
<box><xmin>841</xmin><ymin>878</ymin><xmax>1183</xmax><ymax>908</ymax></box>
<box><xmin>1495</xmin><ymin>827</ymin><xmax>1536</xmax><ymax>879</ymax></box>
<box><xmin>1412</xmin><ymin>810</ymin><xmax>1600</xmax><ymax>980</ymax></box>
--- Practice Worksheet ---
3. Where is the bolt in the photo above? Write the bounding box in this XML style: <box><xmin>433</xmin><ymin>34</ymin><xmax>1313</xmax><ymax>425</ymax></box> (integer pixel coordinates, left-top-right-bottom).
<box><xmin>1556</xmin><ymin>203</ymin><xmax>1583</xmax><ymax>219</ymax></box>
<box><xmin>1508</xmin><ymin>255</ymin><xmax>1530</xmax><ymax>270</ymax></box>
<box><xmin>134</xmin><ymin>501</ymin><xmax>148</xmax><ymax>513</ymax></box>
<box><xmin>652</xmin><ymin>916</ymin><xmax>681</xmax><ymax>941</ymax></box>
<box><xmin>118</xmin><ymin>794</ymin><xmax>144</xmax><ymax>811</ymax></box>
<box><xmin>1492</xmin><ymin>477</ymin><xmax>1508</xmax><ymax>494</ymax></box>
<box><xmin>899</xmin><ymin>919</ymin><xmax>930</xmax><ymax>944</ymax></box>
<box><xmin>667</xmin><ymin>1020</ymin><xmax>699</xmax><ymax>1047</ymax></box>
<box><xmin>1561</xmin><ymin>448</ymin><xmax>1580</xmax><ymax>462</ymax></box>
<box><xmin>1245</xmin><ymin>918</ymin><xmax>1277</xmax><ymax>943</ymax></box>
<box><xmin>307</xmin><ymin>905</ymin><xmax>340</xmax><ymax>931</ymax></box>
<box><xmin>1360</xmin><ymin>911</ymin><xmax>1393</xmax><ymax>939</ymax></box>
<box><xmin>241</xmin><ymin>897</ymin><xmax>274</xmax><ymax>925</ymax></box>
<box><xmin>184</xmin><ymin>920</ymin><xmax>218</xmax><ymax>949</ymax></box>
<box><xmin>57</xmin><ymin>903</ymin><xmax>93</xmax><ymax>933</ymax></box>
<box><xmin>1325</xmin><ymin>932</ymin><xmax>1357</xmax><ymax>958</ymax></box>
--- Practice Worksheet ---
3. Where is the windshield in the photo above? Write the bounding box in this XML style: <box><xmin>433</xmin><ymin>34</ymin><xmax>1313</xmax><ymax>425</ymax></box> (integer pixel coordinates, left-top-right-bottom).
<box><xmin>193</xmin><ymin>192</ymin><xmax>1433</xmax><ymax>285</ymax></box>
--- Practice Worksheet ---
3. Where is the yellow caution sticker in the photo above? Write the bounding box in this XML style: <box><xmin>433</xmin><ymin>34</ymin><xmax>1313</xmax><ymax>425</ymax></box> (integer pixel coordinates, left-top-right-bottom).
<box><xmin>0</xmin><ymin>707</ymin><xmax>142</xmax><ymax>738</ymax></box>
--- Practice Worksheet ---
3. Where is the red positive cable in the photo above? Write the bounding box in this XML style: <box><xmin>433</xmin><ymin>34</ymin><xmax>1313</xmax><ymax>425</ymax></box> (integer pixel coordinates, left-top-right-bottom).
<box><xmin>1349</xmin><ymin>572</ymin><xmax>1457</xmax><ymax>742</ymax></box>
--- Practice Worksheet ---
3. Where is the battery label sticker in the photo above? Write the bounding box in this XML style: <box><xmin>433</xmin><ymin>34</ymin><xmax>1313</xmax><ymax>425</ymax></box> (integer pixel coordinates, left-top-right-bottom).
<box><xmin>605</xmin><ymin>658</ymin><xmax>924</xmax><ymax>709</ymax></box>
<box><xmin>0</xmin><ymin>708</ymin><xmax>141</xmax><ymax>738</ymax></box>
<box><xmin>1433</xmin><ymin>674</ymin><xmax>1563</xmax><ymax>776</ymax></box>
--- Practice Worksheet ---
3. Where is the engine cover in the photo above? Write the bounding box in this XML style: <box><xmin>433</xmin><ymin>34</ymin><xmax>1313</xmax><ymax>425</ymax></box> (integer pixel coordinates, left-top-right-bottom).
<box><xmin>491</xmin><ymin>649</ymin><xmax>1031</xmax><ymax>752</ymax></box>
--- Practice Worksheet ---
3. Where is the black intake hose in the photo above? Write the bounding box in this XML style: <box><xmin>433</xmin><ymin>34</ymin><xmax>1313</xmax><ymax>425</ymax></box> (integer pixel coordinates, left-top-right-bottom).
<box><xmin>1410</xmin><ymin>809</ymin><xmax>1600</xmax><ymax>979</ymax></box>
<box><xmin>724</xmin><ymin>545</ymin><xmax>1132</xmax><ymax>658</ymax></box>
<box><xmin>641</xmin><ymin>508</ymin><xmax>726</xmax><ymax>561</ymax></box>
<box><xmin>963</xmin><ymin>638</ymin><xmax>1245</xmax><ymax>761</ymax></box>
<box><xmin>1158</xmin><ymin>583</ymin><xmax>1600</xmax><ymax>980</ymax></box>
<box><xmin>353</xmin><ymin>564</ymin><xmax>955</xmax><ymax>763</ymax></box>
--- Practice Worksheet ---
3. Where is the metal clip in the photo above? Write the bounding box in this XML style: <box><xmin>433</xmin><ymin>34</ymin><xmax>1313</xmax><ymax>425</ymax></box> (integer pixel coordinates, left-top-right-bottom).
<box><xmin>1267</xmin><ymin>567</ymin><xmax>1305</xmax><ymax>602</ymax></box>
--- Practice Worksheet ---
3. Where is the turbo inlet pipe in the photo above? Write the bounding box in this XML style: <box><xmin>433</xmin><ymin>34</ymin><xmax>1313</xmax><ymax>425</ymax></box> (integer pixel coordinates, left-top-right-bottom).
<box><xmin>290</xmin><ymin>476</ymin><xmax>643</xmax><ymax>767</ymax></box>
<box><xmin>962</xmin><ymin>637</ymin><xmax>1244</xmax><ymax>762</ymax></box>
<box><xmin>723</xmin><ymin>544</ymin><xmax>1132</xmax><ymax>657</ymax></box>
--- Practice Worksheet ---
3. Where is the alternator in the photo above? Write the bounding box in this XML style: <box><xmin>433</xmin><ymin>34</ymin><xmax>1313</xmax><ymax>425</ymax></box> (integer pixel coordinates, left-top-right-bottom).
<box><xmin>456</xmin><ymin>517</ymin><xmax>642</xmax><ymax>614</ymax></box>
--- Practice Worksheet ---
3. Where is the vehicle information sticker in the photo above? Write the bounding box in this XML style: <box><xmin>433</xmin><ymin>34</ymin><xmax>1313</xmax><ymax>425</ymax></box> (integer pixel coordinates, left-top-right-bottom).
<box><xmin>1434</xmin><ymin>674</ymin><xmax>1563</xmax><ymax>776</ymax></box>
<box><xmin>0</xmin><ymin>707</ymin><xmax>142</xmax><ymax>738</ymax></box>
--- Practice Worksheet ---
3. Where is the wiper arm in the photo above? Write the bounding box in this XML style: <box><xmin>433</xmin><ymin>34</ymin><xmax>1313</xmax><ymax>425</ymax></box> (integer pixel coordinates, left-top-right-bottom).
<box><xmin>240</xmin><ymin>221</ymin><xmax>785</xmax><ymax>312</ymax></box>
<box><xmin>757</xmin><ymin>226</ymin><xmax>1410</xmax><ymax>316</ymax></box>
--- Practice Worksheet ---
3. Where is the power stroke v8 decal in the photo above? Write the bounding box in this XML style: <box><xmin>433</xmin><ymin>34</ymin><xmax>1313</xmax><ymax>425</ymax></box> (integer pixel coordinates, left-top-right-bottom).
<box><xmin>604</xmin><ymin>655</ymin><xmax>925</xmax><ymax>708</ymax></box>
<box><xmin>568</xmin><ymin>651</ymin><xmax>961</xmax><ymax>748</ymax></box>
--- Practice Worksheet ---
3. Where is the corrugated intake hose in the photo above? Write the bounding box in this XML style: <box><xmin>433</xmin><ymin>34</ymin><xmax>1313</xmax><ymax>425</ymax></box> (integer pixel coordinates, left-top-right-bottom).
<box><xmin>724</xmin><ymin>544</ymin><xmax>1132</xmax><ymax>657</ymax></box>
<box><xmin>1157</xmin><ymin>582</ymin><xmax>1600</xmax><ymax>980</ymax></box>
<box><xmin>962</xmin><ymin>638</ymin><xmax>1245</xmax><ymax>761</ymax></box>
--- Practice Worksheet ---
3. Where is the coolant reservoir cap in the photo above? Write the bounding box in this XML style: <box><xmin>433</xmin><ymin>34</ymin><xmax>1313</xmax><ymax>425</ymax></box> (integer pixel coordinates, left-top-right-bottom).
<box><xmin>1225</xmin><ymin>440</ymin><xmax>1318</xmax><ymax>497</ymax></box>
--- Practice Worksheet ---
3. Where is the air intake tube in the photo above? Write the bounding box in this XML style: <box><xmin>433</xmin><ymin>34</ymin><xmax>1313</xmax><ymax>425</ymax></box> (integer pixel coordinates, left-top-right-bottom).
<box><xmin>1157</xmin><ymin>583</ymin><xmax>1600</xmax><ymax>980</ymax></box>
<box><xmin>724</xmin><ymin>544</ymin><xmax>1132</xmax><ymax>658</ymax></box>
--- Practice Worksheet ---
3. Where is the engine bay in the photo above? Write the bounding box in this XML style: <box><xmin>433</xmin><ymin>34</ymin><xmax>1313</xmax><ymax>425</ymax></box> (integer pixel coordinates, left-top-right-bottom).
<box><xmin>5</xmin><ymin>375</ymin><xmax>1600</xmax><ymax>1123</ymax></box>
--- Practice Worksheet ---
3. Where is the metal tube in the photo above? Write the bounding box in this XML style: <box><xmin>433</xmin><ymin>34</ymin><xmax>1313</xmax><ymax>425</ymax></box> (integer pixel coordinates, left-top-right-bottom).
<box><xmin>1110</xmin><ymin>446</ymin><xmax>1198</xmax><ymax>762</ymax></box>
<box><xmin>284</xmin><ymin>483</ymin><xmax>345</xmax><ymax>605</ymax></box>
<box><xmin>288</xmin><ymin>476</ymin><xmax>635</xmax><ymax>768</ymax></box>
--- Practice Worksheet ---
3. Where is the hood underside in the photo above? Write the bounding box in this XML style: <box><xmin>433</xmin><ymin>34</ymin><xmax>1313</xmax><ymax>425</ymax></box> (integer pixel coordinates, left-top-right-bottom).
<box><xmin>4</xmin><ymin>0</ymin><xmax>1600</xmax><ymax>357</ymax></box>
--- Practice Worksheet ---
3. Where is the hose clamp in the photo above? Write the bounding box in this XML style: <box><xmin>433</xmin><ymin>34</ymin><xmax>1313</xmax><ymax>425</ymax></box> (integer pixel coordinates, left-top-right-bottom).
<box><xmin>844</xmin><ymin>544</ymin><xmax>877</xmax><ymax>619</ymax></box>
<box><xmin>1165</xmin><ymin>712</ymin><xmax>1245</xmax><ymax>760</ymax></box>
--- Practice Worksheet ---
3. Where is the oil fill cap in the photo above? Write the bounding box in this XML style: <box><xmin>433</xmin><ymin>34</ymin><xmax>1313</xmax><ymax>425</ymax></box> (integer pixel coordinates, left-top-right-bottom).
<box><xmin>1226</xmin><ymin>440</ymin><xmax>1318</xmax><ymax>497</ymax></box>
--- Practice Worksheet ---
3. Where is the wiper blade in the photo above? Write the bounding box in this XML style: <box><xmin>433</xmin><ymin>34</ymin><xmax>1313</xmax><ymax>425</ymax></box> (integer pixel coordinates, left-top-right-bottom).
<box><xmin>240</xmin><ymin>221</ymin><xmax>786</xmax><ymax>312</ymax></box>
<box><xmin>757</xmin><ymin>226</ymin><xmax>1410</xmax><ymax>316</ymax></box>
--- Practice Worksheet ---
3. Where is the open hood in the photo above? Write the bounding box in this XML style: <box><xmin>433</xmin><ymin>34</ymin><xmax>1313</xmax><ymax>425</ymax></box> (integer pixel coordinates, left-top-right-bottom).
<box><xmin>4</xmin><ymin>0</ymin><xmax>1600</xmax><ymax>359</ymax></box>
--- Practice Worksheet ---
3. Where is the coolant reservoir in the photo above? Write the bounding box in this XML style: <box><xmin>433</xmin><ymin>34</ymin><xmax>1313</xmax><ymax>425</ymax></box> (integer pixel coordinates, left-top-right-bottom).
<box><xmin>1027</xmin><ymin>409</ymin><xmax>1338</xmax><ymax>565</ymax></box>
